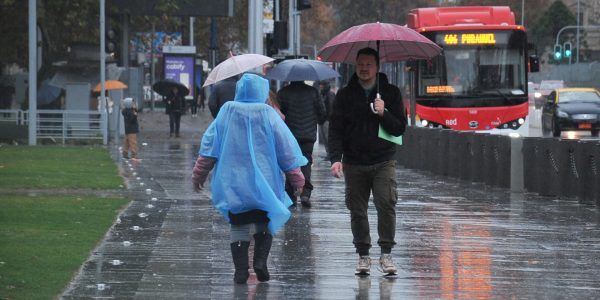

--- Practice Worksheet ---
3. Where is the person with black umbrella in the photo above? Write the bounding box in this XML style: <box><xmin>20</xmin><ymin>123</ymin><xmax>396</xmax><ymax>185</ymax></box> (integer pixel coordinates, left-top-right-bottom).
<box><xmin>165</xmin><ymin>86</ymin><xmax>186</xmax><ymax>137</ymax></box>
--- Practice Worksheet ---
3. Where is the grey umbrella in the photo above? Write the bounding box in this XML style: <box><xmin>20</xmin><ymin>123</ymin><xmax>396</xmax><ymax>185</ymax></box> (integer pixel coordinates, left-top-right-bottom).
<box><xmin>265</xmin><ymin>59</ymin><xmax>339</xmax><ymax>82</ymax></box>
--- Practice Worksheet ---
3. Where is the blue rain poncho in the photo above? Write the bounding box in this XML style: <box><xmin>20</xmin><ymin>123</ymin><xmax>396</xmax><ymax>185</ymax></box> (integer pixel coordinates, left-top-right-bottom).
<box><xmin>199</xmin><ymin>73</ymin><xmax>307</xmax><ymax>234</ymax></box>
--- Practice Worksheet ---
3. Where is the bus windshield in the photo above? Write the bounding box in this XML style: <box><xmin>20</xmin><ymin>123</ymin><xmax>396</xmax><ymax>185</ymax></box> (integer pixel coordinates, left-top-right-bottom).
<box><xmin>416</xmin><ymin>30</ymin><xmax>527</xmax><ymax>106</ymax></box>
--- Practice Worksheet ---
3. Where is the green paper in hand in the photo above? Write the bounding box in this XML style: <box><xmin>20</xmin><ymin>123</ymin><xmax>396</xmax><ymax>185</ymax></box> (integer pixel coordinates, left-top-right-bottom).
<box><xmin>378</xmin><ymin>125</ymin><xmax>402</xmax><ymax>145</ymax></box>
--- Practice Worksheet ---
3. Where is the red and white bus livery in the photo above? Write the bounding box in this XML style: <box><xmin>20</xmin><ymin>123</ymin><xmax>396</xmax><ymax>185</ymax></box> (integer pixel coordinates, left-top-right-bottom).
<box><xmin>407</xmin><ymin>6</ymin><xmax>534</xmax><ymax>131</ymax></box>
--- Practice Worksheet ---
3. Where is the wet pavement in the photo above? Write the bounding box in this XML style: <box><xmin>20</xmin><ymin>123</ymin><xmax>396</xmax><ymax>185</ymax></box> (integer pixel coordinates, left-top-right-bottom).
<box><xmin>61</xmin><ymin>108</ymin><xmax>600</xmax><ymax>299</ymax></box>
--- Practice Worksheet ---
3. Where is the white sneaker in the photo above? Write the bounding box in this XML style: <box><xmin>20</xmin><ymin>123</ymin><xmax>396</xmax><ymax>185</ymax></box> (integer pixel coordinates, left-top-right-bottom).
<box><xmin>355</xmin><ymin>256</ymin><xmax>371</xmax><ymax>275</ymax></box>
<box><xmin>379</xmin><ymin>254</ymin><xmax>397</xmax><ymax>274</ymax></box>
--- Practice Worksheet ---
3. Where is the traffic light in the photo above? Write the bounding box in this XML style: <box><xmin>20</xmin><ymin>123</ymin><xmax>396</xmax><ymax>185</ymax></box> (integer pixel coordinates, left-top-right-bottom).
<box><xmin>297</xmin><ymin>0</ymin><xmax>311</xmax><ymax>10</ymax></box>
<box><xmin>553</xmin><ymin>44</ymin><xmax>562</xmax><ymax>61</ymax></box>
<box><xmin>105</xmin><ymin>23</ymin><xmax>119</xmax><ymax>63</ymax></box>
<box><xmin>564</xmin><ymin>42</ymin><xmax>572</xmax><ymax>58</ymax></box>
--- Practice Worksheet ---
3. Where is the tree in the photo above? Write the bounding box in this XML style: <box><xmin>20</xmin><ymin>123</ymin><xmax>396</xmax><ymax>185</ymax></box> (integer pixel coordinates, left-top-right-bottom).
<box><xmin>530</xmin><ymin>0</ymin><xmax>576</xmax><ymax>61</ymax></box>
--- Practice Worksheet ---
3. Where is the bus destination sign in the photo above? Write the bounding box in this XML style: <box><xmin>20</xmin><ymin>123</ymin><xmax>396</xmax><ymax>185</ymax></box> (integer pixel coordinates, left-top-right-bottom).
<box><xmin>443</xmin><ymin>33</ymin><xmax>496</xmax><ymax>45</ymax></box>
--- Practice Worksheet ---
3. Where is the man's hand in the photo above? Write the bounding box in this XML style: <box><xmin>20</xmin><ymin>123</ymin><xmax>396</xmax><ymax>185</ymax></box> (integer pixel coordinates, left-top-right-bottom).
<box><xmin>374</xmin><ymin>93</ymin><xmax>385</xmax><ymax>117</ymax></box>
<box><xmin>330</xmin><ymin>162</ymin><xmax>344</xmax><ymax>178</ymax></box>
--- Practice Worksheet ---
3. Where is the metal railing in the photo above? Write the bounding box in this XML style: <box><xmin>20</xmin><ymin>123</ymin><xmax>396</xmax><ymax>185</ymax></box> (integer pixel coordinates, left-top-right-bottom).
<box><xmin>0</xmin><ymin>109</ymin><xmax>107</xmax><ymax>144</ymax></box>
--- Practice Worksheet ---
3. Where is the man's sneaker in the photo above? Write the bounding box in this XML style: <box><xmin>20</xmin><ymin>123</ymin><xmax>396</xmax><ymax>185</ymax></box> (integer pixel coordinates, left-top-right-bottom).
<box><xmin>379</xmin><ymin>254</ymin><xmax>397</xmax><ymax>274</ymax></box>
<box><xmin>355</xmin><ymin>256</ymin><xmax>371</xmax><ymax>275</ymax></box>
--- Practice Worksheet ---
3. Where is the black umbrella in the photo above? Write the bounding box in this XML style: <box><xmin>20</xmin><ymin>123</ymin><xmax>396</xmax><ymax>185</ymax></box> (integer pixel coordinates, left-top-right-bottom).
<box><xmin>152</xmin><ymin>79</ymin><xmax>190</xmax><ymax>97</ymax></box>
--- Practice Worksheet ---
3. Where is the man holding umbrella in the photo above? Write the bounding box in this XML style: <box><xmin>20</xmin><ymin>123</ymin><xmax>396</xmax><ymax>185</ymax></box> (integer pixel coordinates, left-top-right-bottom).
<box><xmin>328</xmin><ymin>47</ymin><xmax>407</xmax><ymax>275</ymax></box>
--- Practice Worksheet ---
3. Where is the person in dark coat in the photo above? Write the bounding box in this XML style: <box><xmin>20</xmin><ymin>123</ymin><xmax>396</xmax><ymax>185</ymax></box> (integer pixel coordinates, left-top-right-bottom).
<box><xmin>328</xmin><ymin>47</ymin><xmax>407</xmax><ymax>276</ymax></box>
<box><xmin>208</xmin><ymin>75</ymin><xmax>237</xmax><ymax>118</ymax></box>
<box><xmin>165</xmin><ymin>87</ymin><xmax>186</xmax><ymax>137</ymax></box>
<box><xmin>121</xmin><ymin>97</ymin><xmax>140</xmax><ymax>159</ymax></box>
<box><xmin>277</xmin><ymin>81</ymin><xmax>326</xmax><ymax>208</ymax></box>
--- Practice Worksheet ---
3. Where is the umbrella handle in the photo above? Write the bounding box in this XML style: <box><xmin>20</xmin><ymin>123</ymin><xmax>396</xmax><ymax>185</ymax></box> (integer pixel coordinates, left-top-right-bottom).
<box><xmin>370</xmin><ymin>93</ymin><xmax>381</xmax><ymax>114</ymax></box>
<box><xmin>370</xmin><ymin>103</ymin><xmax>378</xmax><ymax>114</ymax></box>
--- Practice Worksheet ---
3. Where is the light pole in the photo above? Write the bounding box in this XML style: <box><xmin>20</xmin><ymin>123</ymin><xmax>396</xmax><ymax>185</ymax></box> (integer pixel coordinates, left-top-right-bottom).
<box><xmin>576</xmin><ymin>0</ymin><xmax>580</xmax><ymax>63</ymax></box>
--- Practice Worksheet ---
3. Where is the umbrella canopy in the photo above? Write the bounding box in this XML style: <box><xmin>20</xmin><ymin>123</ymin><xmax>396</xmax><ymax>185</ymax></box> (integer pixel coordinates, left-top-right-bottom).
<box><xmin>37</xmin><ymin>79</ymin><xmax>62</xmax><ymax>105</ymax></box>
<box><xmin>264</xmin><ymin>59</ymin><xmax>340</xmax><ymax>82</ymax></box>
<box><xmin>203</xmin><ymin>53</ymin><xmax>274</xmax><ymax>87</ymax></box>
<box><xmin>93</xmin><ymin>80</ymin><xmax>128</xmax><ymax>92</ymax></box>
<box><xmin>317</xmin><ymin>22</ymin><xmax>442</xmax><ymax>64</ymax></box>
<box><xmin>152</xmin><ymin>79</ymin><xmax>190</xmax><ymax>97</ymax></box>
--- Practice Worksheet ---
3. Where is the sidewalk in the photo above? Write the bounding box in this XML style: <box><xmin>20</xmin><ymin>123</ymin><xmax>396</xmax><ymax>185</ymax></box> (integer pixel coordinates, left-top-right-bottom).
<box><xmin>61</xmin><ymin>108</ymin><xmax>600</xmax><ymax>299</ymax></box>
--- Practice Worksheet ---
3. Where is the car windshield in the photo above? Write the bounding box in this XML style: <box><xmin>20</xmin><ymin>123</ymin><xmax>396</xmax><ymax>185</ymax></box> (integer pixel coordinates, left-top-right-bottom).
<box><xmin>559</xmin><ymin>91</ymin><xmax>600</xmax><ymax>103</ymax></box>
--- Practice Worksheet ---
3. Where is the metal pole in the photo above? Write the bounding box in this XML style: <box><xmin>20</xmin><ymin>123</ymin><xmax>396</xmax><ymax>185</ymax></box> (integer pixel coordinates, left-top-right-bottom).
<box><xmin>248</xmin><ymin>0</ymin><xmax>255</xmax><ymax>53</ymax></box>
<box><xmin>150</xmin><ymin>22</ymin><xmax>156</xmax><ymax>111</ymax></box>
<box><xmin>28</xmin><ymin>0</ymin><xmax>37</xmax><ymax>145</ymax></box>
<box><xmin>521</xmin><ymin>0</ymin><xmax>525</xmax><ymax>26</ymax></box>
<box><xmin>100</xmin><ymin>0</ymin><xmax>109</xmax><ymax>143</ymax></box>
<box><xmin>190</xmin><ymin>17</ymin><xmax>195</xmax><ymax>46</ymax></box>
<box><xmin>576</xmin><ymin>0</ymin><xmax>580</xmax><ymax>63</ymax></box>
<box><xmin>288</xmin><ymin>0</ymin><xmax>294</xmax><ymax>54</ymax></box>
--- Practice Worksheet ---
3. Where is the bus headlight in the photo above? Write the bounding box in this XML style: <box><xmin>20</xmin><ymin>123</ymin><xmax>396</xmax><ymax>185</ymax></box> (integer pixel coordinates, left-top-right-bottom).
<box><xmin>421</xmin><ymin>120</ymin><xmax>429</xmax><ymax>127</ymax></box>
<box><xmin>534</xmin><ymin>92</ymin><xmax>542</xmax><ymax>98</ymax></box>
<box><xmin>518</xmin><ymin>118</ymin><xmax>525</xmax><ymax>125</ymax></box>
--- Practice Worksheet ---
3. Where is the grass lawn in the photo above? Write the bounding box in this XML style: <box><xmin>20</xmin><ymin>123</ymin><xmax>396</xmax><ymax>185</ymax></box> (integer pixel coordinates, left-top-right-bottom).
<box><xmin>0</xmin><ymin>145</ymin><xmax>128</xmax><ymax>299</ymax></box>
<box><xmin>0</xmin><ymin>145</ymin><xmax>123</xmax><ymax>189</ymax></box>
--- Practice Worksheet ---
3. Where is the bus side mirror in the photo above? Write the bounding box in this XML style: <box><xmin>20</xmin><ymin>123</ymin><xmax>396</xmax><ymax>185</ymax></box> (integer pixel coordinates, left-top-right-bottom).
<box><xmin>529</xmin><ymin>55</ymin><xmax>540</xmax><ymax>73</ymax></box>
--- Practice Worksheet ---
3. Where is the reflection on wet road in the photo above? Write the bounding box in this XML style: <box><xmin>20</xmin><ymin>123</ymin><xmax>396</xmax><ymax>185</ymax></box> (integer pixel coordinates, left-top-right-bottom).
<box><xmin>61</xmin><ymin>110</ymin><xmax>600</xmax><ymax>299</ymax></box>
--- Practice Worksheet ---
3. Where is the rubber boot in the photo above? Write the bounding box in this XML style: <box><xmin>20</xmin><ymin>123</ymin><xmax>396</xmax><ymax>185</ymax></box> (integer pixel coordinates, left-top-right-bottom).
<box><xmin>253</xmin><ymin>232</ymin><xmax>273</xmax><ymax>282</ymax></box>
<box><xmin>230</xmin><ymin>241</ymin><xmax>250</xmax><ymax>284</ymax></box>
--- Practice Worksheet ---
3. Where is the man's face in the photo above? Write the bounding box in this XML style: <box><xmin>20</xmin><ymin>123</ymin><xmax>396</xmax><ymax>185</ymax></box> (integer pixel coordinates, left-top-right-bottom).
<box><xmin>356</xmin><ymin>54</ymin><xmax>378</xmax><ymax>83</ymax></box>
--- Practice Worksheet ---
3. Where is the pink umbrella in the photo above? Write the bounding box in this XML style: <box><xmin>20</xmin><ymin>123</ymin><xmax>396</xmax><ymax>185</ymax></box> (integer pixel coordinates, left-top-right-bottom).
<box><xmin>317</xmin><ymin>22</ymin><xmax>442</xmax><ymax>64</ymax></box>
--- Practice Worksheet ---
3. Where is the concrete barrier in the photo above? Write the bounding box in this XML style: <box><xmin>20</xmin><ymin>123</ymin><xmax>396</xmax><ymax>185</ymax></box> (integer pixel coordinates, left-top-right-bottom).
<box><xmin>396</xmin><ymin>127</ymin><xmax>599</xmax><ymax>202</ymax></box>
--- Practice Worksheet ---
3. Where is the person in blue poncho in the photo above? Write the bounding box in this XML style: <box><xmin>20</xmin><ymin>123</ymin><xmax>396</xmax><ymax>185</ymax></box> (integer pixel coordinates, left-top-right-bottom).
<box><xmin>191</xmin><ymin>73</ymin><xmax>307</xmax><ymax>284</ymax></box>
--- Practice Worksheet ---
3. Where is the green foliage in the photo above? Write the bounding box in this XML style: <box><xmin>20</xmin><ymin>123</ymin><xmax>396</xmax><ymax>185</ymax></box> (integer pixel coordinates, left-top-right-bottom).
<box><xmin>530</xmin><ymin>0</ymin><xmax>577</xmax><ymax>56</ymax></box>
<box><xmin>0</xmin><ymin>145</ymin><xmax>123</xmax><ymax>189</ymax></box>
<box><xmin>0</xmin><ymin>195</ymin><xmax>128</xmax><ymax>300</ymax></box>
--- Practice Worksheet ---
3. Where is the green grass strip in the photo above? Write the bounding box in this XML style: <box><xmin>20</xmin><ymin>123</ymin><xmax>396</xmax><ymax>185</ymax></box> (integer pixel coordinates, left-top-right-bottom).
<box><xmin>0</xmin><ymin>145</ymin><xmax>123</xmax><ymax>189</ymax></box>
<box><xmin>0</xmin><ymin>195</ymin><xmax>129</xmax><ymax>300</ymax></box>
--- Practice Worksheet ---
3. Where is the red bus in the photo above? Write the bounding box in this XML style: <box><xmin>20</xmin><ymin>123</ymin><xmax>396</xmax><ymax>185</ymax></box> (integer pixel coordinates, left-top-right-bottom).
<box><xmin>407</xmin><ymin>6</ymin><xmax>537</xmax><ymax>131</ymax></box>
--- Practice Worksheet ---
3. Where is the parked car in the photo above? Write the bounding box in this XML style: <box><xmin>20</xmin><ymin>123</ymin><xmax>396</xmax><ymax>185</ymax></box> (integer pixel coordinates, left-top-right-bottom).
<box><xmin>535</xmin><ymin>80</ymin><xmax>564</xmax><ymax>109</ymax></box>
<box><xmin>541</xmin><ymin>87</ymin><xmax>600</xmax><ymax>137</ymax></box>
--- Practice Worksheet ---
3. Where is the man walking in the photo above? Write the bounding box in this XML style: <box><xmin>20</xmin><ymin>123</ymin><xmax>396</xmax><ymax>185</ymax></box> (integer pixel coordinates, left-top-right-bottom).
<box><xmin>278</xmin><ymin>81</ymin><xmax>326</xmax><ymax>208</ymax></box>
<box><xmin>328</xmin><ymin>47</ymin><xmax>407</xmax><ymax>275</ymax></box>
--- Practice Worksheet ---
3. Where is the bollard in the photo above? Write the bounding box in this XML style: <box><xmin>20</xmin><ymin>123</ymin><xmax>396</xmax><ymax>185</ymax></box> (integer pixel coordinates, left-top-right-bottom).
<box><xmin>522</xmin><ymin>137</ymin><xmax>543</xmax><ymax>193</ymax></box>
<box><xmin>424</xmin><ymin>128</ymin><xmax>440</xmax><ymax>173</ymax></box>
<box><xmin>510</xmin><ymin>137</ymin><xmax>524</xmax><ymax>192</ymax></box>
<box><xmin>483</xmin><ymin>134</ymin><xmax>497</xmax><ymax>187</ymax></box>
<box><xmin>437</xmin><ymin>129</ymin><xmax>451</xmax><ymax>176</ymax></box>
<box><xmin>539</xmin><ymin>138</ymin><xmax>561</xmax><ymax>197</ymax></box>
<box><xmin>558</xmin><ymin>140</ymin><xmax>580</xmax><ymax>199</ymax></box>
<box><xmin>496</xmin><ymin>135</ymin><xmax>511</xmax><ymax>189</ymax></box>
<box><xmin>470</xmin><ymin>133</ymin><xmax>486</xmax><ymax>183</ymax></box>
<box><xmin>577</xmin><ymin>141</ymin><xmax>600</xmax><ymax>203</ymax></box>
<box><xmin>458</xmin><ymin>131</ymin><xmax>474</xmax><ymax>181</ymax></box>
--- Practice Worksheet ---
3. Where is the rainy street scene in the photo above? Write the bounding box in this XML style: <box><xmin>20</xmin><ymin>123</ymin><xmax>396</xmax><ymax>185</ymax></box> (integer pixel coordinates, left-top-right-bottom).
<box><xmin>2</xmin><ymin>1</ymin><xmax>600</xmax><ymax>299</ymax></box>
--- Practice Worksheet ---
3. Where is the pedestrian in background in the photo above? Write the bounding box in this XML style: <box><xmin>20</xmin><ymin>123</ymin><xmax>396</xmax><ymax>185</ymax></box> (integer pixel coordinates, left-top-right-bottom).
<box><xmin>267</xmin><ymin>89</ymin><xmax>285</xmax><ymax>120</ymax></box>
<box><xmin>277</xmin><ymin>80</ymin><xmax>326</xmax><ymax>208</ymax></box>
<box><xmin>192</xmin><ymin>73</ymin><xmax>307</xmax><ymax>284</ymax></box>
<box><xmin>328</xmin><ymin>47</ymin><xmax>407</xmax><ymax>275</ymax></box>
<box><xmin>121</xmin><ymin>97</ymin><xmax>139</xmax><ymax>159</ymax></box>
<box><xmin>165</xmin><ymin>87</ymin><xmax>185</xmax><ymax>137</ymax></box>
<box><xmin>318</xmin><ymin>80</ymin><xmax>336</xmax><ymax>160</ymax></box>
<box><xmin>208</xmin><ymin>75</ymin><xmax>237</xmax><ymax>118</ymax></box>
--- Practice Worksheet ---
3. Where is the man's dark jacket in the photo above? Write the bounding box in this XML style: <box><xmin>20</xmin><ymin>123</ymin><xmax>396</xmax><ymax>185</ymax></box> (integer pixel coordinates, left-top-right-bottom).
<box><xmin>208</xmin><ymin>76</ymin><xmax>237</xmax><ymax>118</ymax></box>
<box><xmin>328</xmin><ymin>73</ymin><xmax>407</xmax><ymax>165</ymax></box>
<box><xmin>277</xmin><ymin>81</ymin><xmax>326</xmax><ymax>143</ymax></box>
